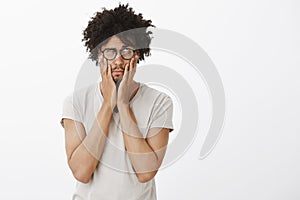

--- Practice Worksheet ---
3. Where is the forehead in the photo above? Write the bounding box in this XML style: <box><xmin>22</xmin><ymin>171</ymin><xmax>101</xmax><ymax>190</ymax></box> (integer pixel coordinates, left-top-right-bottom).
<box><xmin>101</xmin><ymin>35</ymin><xmax>134</xmax><ymax>49</ymax></box>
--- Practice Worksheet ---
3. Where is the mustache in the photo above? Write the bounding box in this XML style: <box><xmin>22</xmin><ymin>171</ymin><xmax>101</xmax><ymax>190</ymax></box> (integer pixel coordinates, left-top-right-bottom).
<box><xmin>112</xmin><ymin>66</ymin><xmax>125</xmax><ymax>71</ymax></box>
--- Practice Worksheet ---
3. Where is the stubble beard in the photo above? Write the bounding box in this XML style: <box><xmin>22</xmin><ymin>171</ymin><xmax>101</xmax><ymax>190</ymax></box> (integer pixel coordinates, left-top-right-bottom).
<box><xmin>113</xmin><ymin>74</ymin><xmax>123</xmax><ymax>83</ymax></box>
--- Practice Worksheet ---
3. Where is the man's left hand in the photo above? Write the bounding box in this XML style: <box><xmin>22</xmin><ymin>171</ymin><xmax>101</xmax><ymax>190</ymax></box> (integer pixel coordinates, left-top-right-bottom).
<box><xmin>117</xmin><ymin>54</ymin><xmax>139</xmax><ymax>105</ymax></box>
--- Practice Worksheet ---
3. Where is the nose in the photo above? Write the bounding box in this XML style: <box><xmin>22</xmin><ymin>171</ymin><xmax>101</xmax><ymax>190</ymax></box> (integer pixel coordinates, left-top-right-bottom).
<box><xmin>112</xmin><ymin>54</ymin><xmax>125</xmax><ymax>68</ymax></box>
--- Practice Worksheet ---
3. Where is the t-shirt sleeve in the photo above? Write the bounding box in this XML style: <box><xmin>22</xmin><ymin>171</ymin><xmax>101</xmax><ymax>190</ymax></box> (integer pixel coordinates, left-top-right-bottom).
<box><xmin>60</xmin><ymin>94</ymin><xmax>83</xmax><ymax>128</ymax></box>
<box><xmin>149</xmin><ymin>94</ymin><xmax>174</xmax><ymax>133</ymax></box>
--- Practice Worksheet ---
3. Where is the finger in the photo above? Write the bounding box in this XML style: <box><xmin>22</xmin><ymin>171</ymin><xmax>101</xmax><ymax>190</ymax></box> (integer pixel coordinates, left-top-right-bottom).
<box><xmin>107</xmin><ymin>64</ymin><xmax>111</xmax><ymax>76</ymax></box>
<box><xmin>101</xmin><ymin>69</ymin><xmax>106</xmax><ymax>79</ymax></box>
<box><xmin>133</xmin><ymin>55</ymin><xmax>138</xmax><ymax>72</ymax></box>
<box><xmin>123</xmin><ymin>64</ymin><xmax>129</xmax><ymax>81</ymax></box>
<box><xmin>127</xmin><ymin>56</ymin><xmax>133</xmax><ymax>76</ymax></box>
<box><xmin>101</xmin><ymin>57</ymin><xmax>108</xmax><ymax>78</ymax></box>
<box><xmin>125</xmin><ymin>63</ymin><xmax>129</xmax><ymax>72</ymax></box>
<box><xmin>99</xmin><ymin>55</ymin><xmax>106</xmax><ymax>77</ymax></box>
<box><xmin>132</xmin><ymin>54</ymin><xmax>138</xmax><ymax>68</ymax></box>
<box><xmin>107</xmin><ymin>64</ymin><xmax>113</xmax><ymax>81</ymax></box>
<box><xmin>129</xmin><ymin>55</ymin><xmax>137</xmax><ymax>79</ymax></box>
<box><xmin>129</xmin><ymin>56</ymin><xmax>135</xmax><ymax>70</ymax></box>
<box><xmin>104</xmin><ymin>58</ymin><xmax>109</xmax><ymax>76</ymax></box>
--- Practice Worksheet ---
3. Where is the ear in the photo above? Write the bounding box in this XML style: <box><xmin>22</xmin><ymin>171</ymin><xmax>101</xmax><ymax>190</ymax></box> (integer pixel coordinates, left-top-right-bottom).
<box><xmin>136</xmin><ymin>50</ymin><xmax>141</xmax><ymax>56</ymax></box>
<box><xmin>135</xmin><ymin>50</ymin><xmax>141</xmax><ymax>60</ymax></box>
<box><xmin>97</xmin><ymin>48</ymin><xmax>102</xmax><ymax>58</ymax></box>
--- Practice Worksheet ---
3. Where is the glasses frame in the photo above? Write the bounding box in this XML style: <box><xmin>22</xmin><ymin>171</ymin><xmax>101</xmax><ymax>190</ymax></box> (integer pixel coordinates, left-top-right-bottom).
<box><xmin>100</xmin><ymin>47</ymin><xmax>136</xmax><ymax>61</ymax></box>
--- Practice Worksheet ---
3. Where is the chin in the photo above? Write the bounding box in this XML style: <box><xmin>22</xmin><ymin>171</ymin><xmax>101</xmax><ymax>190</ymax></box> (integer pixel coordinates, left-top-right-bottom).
<box><xmin>113</xmin><ymin>76</ymin><xmax>123</xmax><ymax>82</ymax></box>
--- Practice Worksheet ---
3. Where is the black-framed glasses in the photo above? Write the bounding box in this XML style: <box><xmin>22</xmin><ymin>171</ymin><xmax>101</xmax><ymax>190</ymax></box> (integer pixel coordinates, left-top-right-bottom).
<box><xmin>101</xmin><ymin>47</ymin><xmax>136</xmax><ymax>60</ymax></box>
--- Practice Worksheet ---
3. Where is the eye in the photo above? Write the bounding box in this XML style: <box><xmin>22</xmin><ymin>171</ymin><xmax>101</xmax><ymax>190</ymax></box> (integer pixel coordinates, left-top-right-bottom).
<box><xmin>122</xmin><ymin>48</ymin><xmax>131</xmax><ymax>52</ymax></box>
<box><xmin>103</xmin><ymin>48</ymin><xmax>117</xmax><ymax>60</ymax></box>
<box><xmin>121</xmin><ymin>48</ymin><xmax>134</xmax><ymax>59</ymax></box>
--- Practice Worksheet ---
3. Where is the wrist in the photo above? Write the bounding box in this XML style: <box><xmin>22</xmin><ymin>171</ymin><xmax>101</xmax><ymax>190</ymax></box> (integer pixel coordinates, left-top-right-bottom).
<box><xmin>117</xmin><ymin>102</ymin><xmax>129</xmax><ymax>111</ymax></box>
<box><xmin>102</xmin><ymin>101</ymin><xmax>114</xmax><ymax>112</ymax></box>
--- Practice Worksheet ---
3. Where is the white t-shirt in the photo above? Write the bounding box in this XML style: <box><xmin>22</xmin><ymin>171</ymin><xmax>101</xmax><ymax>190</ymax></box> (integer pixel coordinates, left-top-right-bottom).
<box><xmin>60</xmin><ymin>81</ymin><xmax>174</xmax><ymax>200</ymax></box>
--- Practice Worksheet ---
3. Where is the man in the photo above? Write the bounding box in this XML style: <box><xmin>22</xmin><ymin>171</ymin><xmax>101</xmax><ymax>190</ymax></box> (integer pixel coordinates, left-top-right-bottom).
<box><xmin>60</xmin><ymin>4</ymin><xmax>174</xmax><ymax>200</ymax></box>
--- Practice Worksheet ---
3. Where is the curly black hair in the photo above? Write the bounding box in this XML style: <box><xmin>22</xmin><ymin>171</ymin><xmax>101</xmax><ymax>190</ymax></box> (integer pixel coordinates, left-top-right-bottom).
<box><xmin>82</xmin><ymin>3</ymin><xmax>155</xmax><ymax>66</ymax></box>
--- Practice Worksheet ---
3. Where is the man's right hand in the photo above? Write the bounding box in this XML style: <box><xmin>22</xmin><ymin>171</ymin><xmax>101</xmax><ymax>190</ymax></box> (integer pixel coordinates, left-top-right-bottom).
<box><xmin>99</xmin><ymin>55</ymin><xmax>117</xmax><ymax>111</ymax></box>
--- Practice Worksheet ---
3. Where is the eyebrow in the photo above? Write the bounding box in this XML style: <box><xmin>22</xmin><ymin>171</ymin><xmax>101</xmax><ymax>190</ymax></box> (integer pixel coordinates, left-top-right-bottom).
<box><xmin>121</xmin><ymin>45</ymin><xmax>134</xmax><ymax>49</ymax></box>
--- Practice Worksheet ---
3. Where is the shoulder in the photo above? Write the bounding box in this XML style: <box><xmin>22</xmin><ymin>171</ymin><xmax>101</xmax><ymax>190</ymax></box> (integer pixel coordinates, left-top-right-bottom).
<box><xmin>139</xmin><ymin>83</ymin><xmax>173</xmax><ymax>105</ymax></box>
<box><xmin>64</xmin><ymin>82</ymin><xmax>98</xmax><ymax>107</ymax></box>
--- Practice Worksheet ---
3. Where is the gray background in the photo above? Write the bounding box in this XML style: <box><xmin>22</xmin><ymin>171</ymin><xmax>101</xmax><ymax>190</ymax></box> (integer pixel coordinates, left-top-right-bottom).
<box><xmin>0</xmin><ymin>0</ymin><xmax>299</xmax><ymax>199</ymax></box>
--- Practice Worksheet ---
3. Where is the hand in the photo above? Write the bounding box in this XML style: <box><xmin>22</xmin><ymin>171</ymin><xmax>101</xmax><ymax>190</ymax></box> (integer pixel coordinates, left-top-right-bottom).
<box><xmin>99</xmin><ymin>55</ymin><xmax>117</xmax><ymax>110</ymax></box>
<box><xmin>117</xmin><ymin>54</ymin><xmax>139</xmax><ymax>106</ymax></box>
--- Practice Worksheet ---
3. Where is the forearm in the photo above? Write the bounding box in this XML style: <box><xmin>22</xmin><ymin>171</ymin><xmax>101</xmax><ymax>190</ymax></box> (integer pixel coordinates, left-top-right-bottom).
<box><xmin>69</xmin><ymin>102</ymin><xmax>112</xmax><ymax>182</ymax></box>
<box><xmin>118</xmin><ymin>104</ymin><xmax>161</xmax><ymax>181</ymax></box>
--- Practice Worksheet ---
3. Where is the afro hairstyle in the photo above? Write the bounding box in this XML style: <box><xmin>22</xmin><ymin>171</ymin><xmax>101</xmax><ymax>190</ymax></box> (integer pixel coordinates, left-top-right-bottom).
<box><xmin>82</xmin><ymin>3</ymin><xmax>155</xmax><ymax>66</ymax></box>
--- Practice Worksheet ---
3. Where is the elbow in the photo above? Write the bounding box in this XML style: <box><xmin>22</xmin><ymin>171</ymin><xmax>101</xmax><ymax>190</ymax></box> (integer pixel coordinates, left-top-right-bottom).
<box><xmin>73</xmin><ymin>170</ymin><xmax>91</xmax><ymax>184</ymax></box>
<box><xmin>69</xmin><ymin>161</ymin><xmax>92</xmax><ymax>184</ymax></box>
<box><xmin>137</xmin><ymin>171</ymin><xmax>157</xmax><ymax>183</ymax></box>
<box><xmin>68</xmin><ymin>157</ymin><xmax>94</xmax><ymax>184</ymax></box>
<box><xmin>137</xmin><ymin>175</ymin><xmax>151</xmax><ymax>183</ymax></box>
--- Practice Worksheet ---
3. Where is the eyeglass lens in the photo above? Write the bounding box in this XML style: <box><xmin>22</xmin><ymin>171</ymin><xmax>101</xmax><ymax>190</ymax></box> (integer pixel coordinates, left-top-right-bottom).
<box><xmin>103</xmin><ymin>48</ymin><xmax>134</xmax><ymax>60</ymax></box>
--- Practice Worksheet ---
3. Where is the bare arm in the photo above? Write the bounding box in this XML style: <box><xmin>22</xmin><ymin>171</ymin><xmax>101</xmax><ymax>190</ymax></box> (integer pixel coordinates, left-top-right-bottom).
<box><xmin>62</xmin><ymin>102</ymin><xmax>113</xmax><ymax>183</ymax></box>
<box><xmin>62</xmin><ymin>56</ymin><xmax>116</xmax><ymax>183</ymax></box>
<box><xmin>116</xmin><ymin>54</ymin><xmax>170</xmax><ymax>183</ymax></box>
<box><xmin>118</xmin><ymin>104</ymin><xmax>170</xmax><ymax>183</ymax></box>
